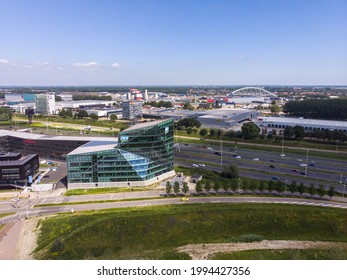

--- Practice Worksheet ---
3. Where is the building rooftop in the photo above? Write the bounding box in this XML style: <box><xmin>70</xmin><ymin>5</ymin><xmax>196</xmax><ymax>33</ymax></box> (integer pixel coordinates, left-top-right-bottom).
<box><xmin>259</xmin><ymin>117</ymin><xmax>347</xmax><ymax>127</ymax></box>
<box><xmin>67</xmin><ymin>140</ymin><xmax>118</xmax><ymax>156</ymax></box>
<box><xmin>121</xmin><ymin>119</ymin><xmax>171</xmax><ymax>132</ymax></box>
<box><xmin>0</xmin><ymin>129</ymin><xmax>117</xmax><ymax>142</ymax></box>
<box><xmin>0</xmin><ymin>154</ymin><xmax>37</xmax><ymax>167</ymax></box>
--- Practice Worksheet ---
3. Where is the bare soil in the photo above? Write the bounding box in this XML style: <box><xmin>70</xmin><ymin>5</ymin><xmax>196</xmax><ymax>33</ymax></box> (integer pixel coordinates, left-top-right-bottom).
<box><xmin>177</xmin><ymin>240</ymin><xmax>347</xmax><ymax>260</ymax></box>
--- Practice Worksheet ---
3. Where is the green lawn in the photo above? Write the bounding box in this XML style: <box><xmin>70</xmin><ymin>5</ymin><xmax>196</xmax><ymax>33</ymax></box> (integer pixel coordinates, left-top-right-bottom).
<box><xmin>212</xmin><ymin>248</ymin><xmax>347</xmax><ymax>260</ymax></box>
<box><xmin>64</xmin><ymin>186</ymin><xmax>155</xmax><ymax>196</ymax></box>
<box><xmin>34</xmin><ymin>203</ymin><xmax>347</xmax><ymax>260</ymax></box>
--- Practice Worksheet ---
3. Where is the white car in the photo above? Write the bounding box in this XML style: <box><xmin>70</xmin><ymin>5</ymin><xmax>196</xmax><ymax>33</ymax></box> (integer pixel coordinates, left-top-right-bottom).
<box><xmin>192</xmin><ymin>164</ymin><xmax>199</xmax><ymax>167</ymax></box>
<box><xmin>280</xmin><ymin>154</ymin><xmax>285</xmax><ymax>157</ymax></box>
<box><xmin>253</xmin><ymin>158</ymin><xmax>259</xmax><ymax>161</ymax></box>
<box><xmin>199</xmin><ymin>163</ymin><xmax>206</xmax><ymax>167</ymax></box>
<box><xmin>299</xmin><ymin>163</ymin><xmax>307</xmax><ymax>167</ymax></box>
<box><xmin>235</xmin><ymin>155</ymin><xmax>241</xmax><ymax>159</ymax></box>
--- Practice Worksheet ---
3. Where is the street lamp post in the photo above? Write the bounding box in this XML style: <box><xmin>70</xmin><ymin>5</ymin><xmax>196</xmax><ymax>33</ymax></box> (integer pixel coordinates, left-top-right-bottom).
<box><xmin>285</xmin><ymin>179</ymin><xmax>287</xmax><ymax>196</ymax></box>
<box><xmin>220</xmin><ymin>133</ymin><xmax>223</xmax><ymax>166</ymax></box>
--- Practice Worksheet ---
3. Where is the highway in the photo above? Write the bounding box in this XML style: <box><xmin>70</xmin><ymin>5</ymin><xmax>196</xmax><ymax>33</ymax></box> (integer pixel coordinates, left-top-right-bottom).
<box><xmin>174</xmin><ymin>143</ymin><xmax>347</xmax><ymax>190</ymax></box>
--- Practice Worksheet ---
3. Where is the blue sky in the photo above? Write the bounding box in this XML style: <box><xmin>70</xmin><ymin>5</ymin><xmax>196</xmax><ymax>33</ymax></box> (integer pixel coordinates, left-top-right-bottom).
<box><xmin>0</xmin><ymin>0</ymin><xmax>346</xmax><ymax>86</ymax></box>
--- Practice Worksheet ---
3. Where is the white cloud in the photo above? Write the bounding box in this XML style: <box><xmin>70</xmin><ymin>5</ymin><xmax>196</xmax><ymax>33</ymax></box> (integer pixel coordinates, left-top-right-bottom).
<box><xmin>111</xmin><ymin>62</ymin><xmax>120</xmax><ymax>68</ymax></box>
<box><xmin>37</xmin><ymin>61</ymin><xmax>49</xmax><ymax>65</ymax></box>
<box><xmin>0</xmin><ymin>58</ymin><xmax>9</xmax><ymax>64</ymax></box>
<box><xmin>72</xmin><ymin>61</ymin><xmax>100</xmax><ymax>70</ymax></box>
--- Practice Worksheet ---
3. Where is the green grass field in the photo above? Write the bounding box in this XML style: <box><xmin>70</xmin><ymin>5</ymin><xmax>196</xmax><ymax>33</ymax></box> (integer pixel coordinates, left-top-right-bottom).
<box><xmin>64</xmin><ymin>187</ymin><xmax>154</xmax><ymax>196</ymax></box>
<box><xmin>212</xmin><ymin>248</ymin><xmax>347</xmax><ymax>260</ymax></box>
<box><xmin>34</xmin><ymin>203</ymin><xmax>347</xmax><ymax>260</ymax></box>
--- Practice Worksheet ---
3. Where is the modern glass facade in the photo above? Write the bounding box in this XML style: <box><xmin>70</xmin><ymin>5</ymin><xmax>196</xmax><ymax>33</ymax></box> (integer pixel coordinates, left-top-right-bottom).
<box><xmin>67</xmin><ymin>119</ymin><xmax>174</xmax><ymax>186</ymax></box>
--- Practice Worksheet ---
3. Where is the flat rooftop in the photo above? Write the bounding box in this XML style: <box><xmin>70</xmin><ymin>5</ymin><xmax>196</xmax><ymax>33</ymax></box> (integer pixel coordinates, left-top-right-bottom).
<box><xmin>0</xmin><ymin>154</ymin><xmax>37</xmax><ymax>167</ymax></box>
<box><xmin>121</xmin><ymin>119</ymin><xmax>171</xmax><ymax>132</ymax></box>
<box><xmin>0</xmin><ymin>129</ymin><xmax>117</xmax><ymax>142</ymax></box>
<box><xmin>259</xmin><ymin>117</ymin><xmax>347</xmax><ymax>127</ymax></box>
<box><xmin>67</xmin><ymin>140</ymin><xmax>118</xmax><ymax>156</ymax></box>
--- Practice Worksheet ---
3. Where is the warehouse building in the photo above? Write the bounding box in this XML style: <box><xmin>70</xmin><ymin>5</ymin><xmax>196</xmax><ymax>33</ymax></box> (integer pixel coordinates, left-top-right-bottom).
<box><xmin>257</xmin><ymin>117</ymin><xmax>347</xmax><ymax>133</ymax></box>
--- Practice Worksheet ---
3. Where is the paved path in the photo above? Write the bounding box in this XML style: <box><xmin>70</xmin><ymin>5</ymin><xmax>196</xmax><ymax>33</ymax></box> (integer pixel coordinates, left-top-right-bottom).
<box><xmin>0</xmin><ymin>221</ymin><xmax>22</xmax><ymax>259</ymax></box>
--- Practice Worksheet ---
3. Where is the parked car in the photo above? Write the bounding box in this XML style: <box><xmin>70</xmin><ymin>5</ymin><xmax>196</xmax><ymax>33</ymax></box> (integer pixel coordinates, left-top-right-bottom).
<box><xmin>199</xmin><ymin>163</ymin><xmax>206</xmax><ymax>167</ymax></box>
<box><xmin>253</xmin><ymin>158</ymin><xmax>259</xmax><ymax>161</ymax></box>
<box><xmin>272</xmin><ymin>176</ymin><xmax>280</xmax><ymax>181</ymax></box>
<box><xmin>192</xmin><ymin>164</ymin><xmax>199</xmax><ymax>167</ymax></box>
<box><xmin>270</xmin><ymin>159</ymin><xmax>276</xmax><ymax>162</ymax></box>
<box><xmin>234</xmin><ymin>155</ymin><xmax>241</xmax><ymax>159</ymax></box>
<box><xmin>292</xmin><ymin>169</ymin><xmax>299</xmax><ymax>173</ymax></box>
<box><xmin>299</xmin><ymin>163</ymin><xmax>307</xmax><ymax>167</ymax></box>
<box><xmin>269</xmin><ymin>165</ymin><xmax>276</xmax><ymax>168</ymax></box>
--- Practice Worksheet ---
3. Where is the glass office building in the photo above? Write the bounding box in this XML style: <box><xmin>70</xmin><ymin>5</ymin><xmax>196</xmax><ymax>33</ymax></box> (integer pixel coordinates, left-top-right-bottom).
<box><xmin>67</xmin><ymin>119</ymin><xmax>174</xmax><ymax>188</ymax></box>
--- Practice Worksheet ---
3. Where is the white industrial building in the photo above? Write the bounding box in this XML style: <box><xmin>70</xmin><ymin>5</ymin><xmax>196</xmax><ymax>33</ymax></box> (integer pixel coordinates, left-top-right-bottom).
<box><xmin>35</xmin><ymin>93</ymin><xmax>55</xmax><ymax>115</ymax></box>
<box><xmin>257</xmin><ymin>116</ymin><xmax>347</xmax><ymax>132</ymax></box>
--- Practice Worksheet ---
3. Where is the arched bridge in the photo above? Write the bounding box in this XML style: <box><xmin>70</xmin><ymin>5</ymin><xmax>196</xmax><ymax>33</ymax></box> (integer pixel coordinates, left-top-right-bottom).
<box><xmin>231</xmin><ymin>87</ymin><xmax>277</xmax><ymax>97</ymax></box>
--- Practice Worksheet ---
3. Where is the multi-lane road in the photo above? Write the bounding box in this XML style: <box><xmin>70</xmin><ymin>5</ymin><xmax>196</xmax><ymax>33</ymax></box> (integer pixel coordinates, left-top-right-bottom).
<box><xmin>175</xmin><ymin>143</ymin><xmax>347</xmax><ymax>191</ymax></box>
<box><xmin>1</xmin><ymin>190</ymin><xmax>347</xmax><ymax>225</ymax></box>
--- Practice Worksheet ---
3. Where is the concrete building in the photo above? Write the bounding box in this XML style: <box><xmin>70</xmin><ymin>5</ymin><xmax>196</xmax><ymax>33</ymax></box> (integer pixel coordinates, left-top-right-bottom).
<box><xmin>0</xmin><ymin>152</ymin><xmax>39</xmax><ymax>187</ymax></box>
<box><xmin>121</xmin><ymin>101</ymin><xmax>143</xmax><ymax>120</ymax></box>
<box><xmin>35</xmin><ymin>93</ymin><xmax>55</xmax><ymax>114</ymax></box>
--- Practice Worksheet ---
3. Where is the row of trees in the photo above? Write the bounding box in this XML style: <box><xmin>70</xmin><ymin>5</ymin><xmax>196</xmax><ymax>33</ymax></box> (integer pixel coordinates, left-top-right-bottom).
<box><xmin>165</xmin><ymin>181</ymin><xmax>189</xmax><ymax>195</ymax></box>
<box><xmin>193</xmin><ymin>179</ymin><xmax>336</xmax><ymax>199</ymax></box>
<box><xmin>144</xmin><ymin>101</ymin><xmax>173</xmax><ymax>108</ymax></box>
<box><xmin>283</xmin><ymin>99</ymin><xmax>347</xmax><ymax>120</ymax></box>
<box><xmin>58</xmin><ymin>109</ymin><xmax>99</xmax><ymax>121</ymax></box>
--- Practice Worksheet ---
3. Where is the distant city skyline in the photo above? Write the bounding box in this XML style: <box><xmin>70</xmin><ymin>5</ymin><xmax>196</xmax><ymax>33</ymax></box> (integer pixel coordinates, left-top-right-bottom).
<box><xmin>0</xmin><ymin>0</ymin><xmax>346</xmax><ymax>86</ymax></box>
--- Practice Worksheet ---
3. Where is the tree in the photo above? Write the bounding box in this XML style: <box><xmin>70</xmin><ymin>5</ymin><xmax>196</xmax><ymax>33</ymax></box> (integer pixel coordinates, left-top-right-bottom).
<box><xmin>289</xmin><ymin>181</ymin><xmax>298</xmax><ymax>195</ymax></box>
<box><xmin>249</xmin><ymin>180</ymin><xmax>258</xmax><ymax>193</ymax></box>
<box><xmin>204</xmin><ymin>180</ymin><xmax>212</xmax><ymax>192</ymax></box>
<box><xmin>77</xmin><ymin>110</ymin><xmax>88</xmax><ymax>118</ymax></box>
<box><xmin>187</xmin><ymin>127</ymin><xmax>193</xmax><ymax>135</ymax></box>
<box><xmin>221</xmin><ymin>164</ymin><xmax>239</xmax><ymax>179</ymax></box>
<box><xmin>209</xmin><ymin>128</ymin><xmax>216</xmax><ymax>137</ymax></box>
<box><xmin>317</xmin><ymin>184</ymin><xmax>326</xmax><ymax>199</ymax></box>
<box><xmin>110</xmin><ymin>114</ymin><xmax>118</xmax><ymax>121</ymax></box>
<box><xmin>308</xmin><ymin>183</ymin><xmax>317</xmax><ymax>197</ymax></box>
<box><xmin>177</xmin><ymin>118</ymin><xmax>201</xmax><ymax>129</ymax></box>
<box><xmin>195</xmin><ymin>181</ymin><xmax>203</xmax><ymax>193</ymax></box>
<box><xmin>327</xmin><ymin>185</ymin><xmax>335</xmax><ymax>200</ymax></box>
<box><xmin>199</xmin><ymin>128</ymin><xmax>208</xmax><ymax>137</ymax></box>
<box><xmin>0</xmin><ymin>107</ymin><xmax>13</xmax><ymax>121</ymax></box>
<box><xmin>298</xmin><ymin>183</ymin><xmax>306</xmax><ymax>196</ymax></box>
<box><xmin>165</xmin><ymin>181</ymin><xmax>172</xmax><ymax>194</ymax></box>
<box><xmin>241</xmin><ymin>122</ymin><xmax>260</xmax><ymax>139</ymax></box>
<box><xmin>258</xmin><ymin>181</ymin><xmax>266</xmax><ymax>193</ymax></box>
<box><xmin>59</xmin><ymin>108</ymin><xmax>73</xmax><ymax>118</ymax></box>
<box><xmin>270</xmin><ymin>104</ymin><xmax>281</xmax><ymax>114</ymax></box>
<box><xmin>213</xmin><ymin>182</ymin><xmax>220</xmax><ymax>193</ymax></box>
<box><xmin>89</xmin><ymin>113</ymin><xmax>98</xmax><ymax>121</ymax></box>
<box><xmin>217</xmin><ymin>129</ymin><xmax>224</xmax><ymax>137</ymax></box>
<box><xmin>181</xmin><ymin>182</ymin><xmax>189</xmax><ymax>195</ymax></box>
<box><xmin>268</xmin><ymin>180</ymin><xmax>275</xmax><ymax>193</ymax></box>
<box><xmin>222</xmin><ymin>182</ymin><xmax>229</xmax><ymax>192</ymax></box>
<box><xmin>183</xmin><ymin>102</ymin><xmax>194</xmax><ymax>110</ymax></box>
<box><xmin>275</xmin><ymin>181</ymin><xmax>285</xmax><ymax>194</ymax></box>
<box><xmin>293</xmin><ymin>125</ymin><xmax>305</xmax><ymax>141</ymax></box>
<box><xmin>173</xmin><ymin>181</ymin><xmax>180</xmax><ymax>194</ymax></box>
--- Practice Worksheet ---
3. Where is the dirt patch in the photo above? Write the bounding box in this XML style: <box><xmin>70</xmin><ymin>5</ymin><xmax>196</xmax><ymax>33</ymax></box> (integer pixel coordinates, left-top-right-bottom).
<box><xmin>15</xmin><ymin>218</ymin><xmax>40</xmax><ymax>259</ymax></box>
<box><xmin>177</xmin><ymin>240</ymin><xmax>347</xmax><ymax>260</ymax></box>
